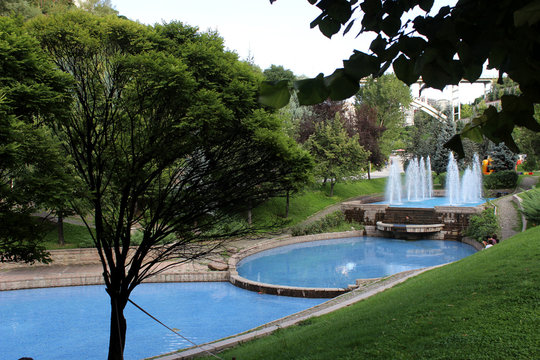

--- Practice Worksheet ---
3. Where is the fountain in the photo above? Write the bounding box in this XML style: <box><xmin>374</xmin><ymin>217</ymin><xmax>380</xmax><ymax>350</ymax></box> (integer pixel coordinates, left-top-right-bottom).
<box><xmin>343</xmin><ymin>152</ymin><xmax>487</xmax><ymax>241</ymax></box>
<box><xmin>385</xmin><ymin>158</ymin><xmax>403</xmax><ymax>204</ymax></box>
<box><xmin>384</xmin><ymin>153</ymin><xmax>483</xmax><ymax>207</ymax></box>
<box><xmin>446</xmin><ymin>153</ymin><xmax>483</xmax><ymax>205</ymax></box>
<box><xmin>386</xmin><ymin>156</ymin><xmax>433</xmax><ymax>205</ymax></box>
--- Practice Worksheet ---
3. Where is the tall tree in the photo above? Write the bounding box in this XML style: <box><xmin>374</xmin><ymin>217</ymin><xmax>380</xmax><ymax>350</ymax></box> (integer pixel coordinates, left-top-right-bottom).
<box><xmin>306</xmin><ymin>114</ymin><xmax>369</xmax><ymax>196</ymax></box>
<box><xmin>0</xmin><ymin>0</ymin><xmax>41</xmax><ymax>18</ymax></box>
<box><xmin>297</xmin><ymin>99</ymin><xmax>347</xmax><ymax>143</ymax></box>
<box><xmin>431</xmin><ymin>118</ymin><xmax>457</xmax><ymax>174</ymax></box>
<box><xmin>345</xmin><ymin>103</ymin><xmax>385</xmax><ymax>179</ymax></box>
<box><xmin>0</xmin><ymin>16</ymin><xmax>71</xmax><ymax>263</ymax></box>
<box><xmin>277</xmin><ymin>145</ymin><xmax>314</xmax><ymax>218</ymax></box>
<box><xmin>29</xmin><ymin>12</ymin><xmax>310</xmax><ymax>359</ymax></box>
<box><xmin>263</xmin><ymin>64</ymin><xmax>296</xmax><ymax>82</ymax></box>
<box><xmin>264</xmin><ymin>0</ymin><xmax>540</xmax><ymax>157</ymax></box>
<box><xmin>354</xmin><ymin>73</ymin><xmax>411</xmax><ymax>160</ymax></box>
<box><xmin>77</xmin><ymin>0</ymin><xmax>117</xmax><ymax>16</ymax></box>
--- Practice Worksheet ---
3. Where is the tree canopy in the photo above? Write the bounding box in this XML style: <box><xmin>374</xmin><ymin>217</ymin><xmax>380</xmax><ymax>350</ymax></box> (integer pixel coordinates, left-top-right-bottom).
<box><xmin>306</xmin><ymin>114</ymin><xmax>369</xmax><ymax>196</ymax></box>
<box><xmin>0</xmin><ymin>16</ymin><xmax>71</xmax><ymax>263</ymax></box>
<box><xmin>28</xmin><ymin>10</ymin><xmax>311</xmax><ymax>359</ymax></box>
<box><xmin>265</xmin><ymin>0</ymin><xmax>540</xmax><ymax>157</ymax></box>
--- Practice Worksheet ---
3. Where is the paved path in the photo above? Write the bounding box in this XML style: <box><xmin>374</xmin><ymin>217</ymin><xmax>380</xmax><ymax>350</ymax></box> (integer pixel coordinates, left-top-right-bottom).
<box><xmin>492</xmin><ymin>176</ymin><xmax>538</xmax><ymax>240</ymax></box>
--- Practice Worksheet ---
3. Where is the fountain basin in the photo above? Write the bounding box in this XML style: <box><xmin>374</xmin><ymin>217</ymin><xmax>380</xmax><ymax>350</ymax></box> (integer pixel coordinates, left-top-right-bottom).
<box><xmin>376</xmin><ymin>221</ymin><xmax>444</xmax><ymax>233</ymax></box>
<box><xmin>342</xmin><ymin>195</ymin><xmax>485</xmax><ymax>241</ymax></box>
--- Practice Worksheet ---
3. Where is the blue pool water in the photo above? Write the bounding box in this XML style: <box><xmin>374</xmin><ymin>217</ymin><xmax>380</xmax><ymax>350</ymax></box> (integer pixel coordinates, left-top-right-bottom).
<box><xmin>237</xmin><ymin>237</ymin><xmax>476</xmax><ymax>288</ymax></box>
<box><xmin>373</xmin><ymin>197</ymin><xmax>491</xmax><ymax>208</ymax></box>
<box><xmin>0</xmin><ymin>282</ymin><xmax>324</xmax><ymax>360</ymax></box>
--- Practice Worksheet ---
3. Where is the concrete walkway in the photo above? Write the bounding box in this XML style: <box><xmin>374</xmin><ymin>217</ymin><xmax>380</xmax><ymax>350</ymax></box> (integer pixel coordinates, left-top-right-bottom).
<box><xmin>492</xmin><ymin>176</ymin><xmax>538</xmax><ymax>240</ymax></box>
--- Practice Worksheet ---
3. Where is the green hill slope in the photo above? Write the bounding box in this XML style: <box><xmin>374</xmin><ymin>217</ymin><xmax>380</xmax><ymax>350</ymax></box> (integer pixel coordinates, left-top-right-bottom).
<box><xmin>213</xmin><ymin>226</ymin><xmax>540</xmax><ymax>359</ymax></box>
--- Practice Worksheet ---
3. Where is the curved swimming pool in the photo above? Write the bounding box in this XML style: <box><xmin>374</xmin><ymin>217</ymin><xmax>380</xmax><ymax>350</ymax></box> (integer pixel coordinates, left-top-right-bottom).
<box><xmin>237</xmin><ymin>237</ymin><xmax>476</xmax><ymax>288</ymax></box>
<box><xmin>0</xmin><ymin>282</ymin><xmax>324</xmax><ymax>360</ymax></box>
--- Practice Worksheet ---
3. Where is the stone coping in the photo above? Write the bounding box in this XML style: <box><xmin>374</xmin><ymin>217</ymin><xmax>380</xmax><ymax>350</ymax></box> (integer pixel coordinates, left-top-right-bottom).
<box><xmin>229</xmin><ymin>274</ymin><xmax>348</xmax><ymax>298</ymax></box>
<box><xmin>376</xmin><ymin>221</ymin><xmax>445</xmax><ymax>233</ymax></box>
<box><xmin>0</xmin><ymin>271</ymin><xmax>228</xmax><ymax>291</ymax></box>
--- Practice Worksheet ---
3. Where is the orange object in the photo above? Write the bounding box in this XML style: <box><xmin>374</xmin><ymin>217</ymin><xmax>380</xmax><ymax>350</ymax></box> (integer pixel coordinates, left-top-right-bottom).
<box><xmin>482</xmin><ymin>157</ymin><xmax>493</xmax><ymax>175</ymax></box>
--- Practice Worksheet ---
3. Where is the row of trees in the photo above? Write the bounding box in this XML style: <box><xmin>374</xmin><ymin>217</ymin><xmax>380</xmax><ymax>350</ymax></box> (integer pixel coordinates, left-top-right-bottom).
<box><xmin>266</xmin><ymin>65</ymin><xmax>411</xmax><ymax>191</ymax></box>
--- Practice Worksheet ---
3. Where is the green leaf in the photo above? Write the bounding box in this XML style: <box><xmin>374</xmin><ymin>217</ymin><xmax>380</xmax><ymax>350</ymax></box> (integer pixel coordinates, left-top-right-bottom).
<box><xmin>258</xmin><ymin>80</ymin><xmax>291</xmax><ymax>108</ymax></box>
<box><xmin>393</xmin><ymin>54</ymin><xmax>419</xmax><ymax>85</ymax></box>
<box><xmin>326</xmin><ymin>0</ymin><xmax>353</xmax><ymax>24</ymax></box>
<box><xmin>500</xmin><ymin>95</ymin><xmax>540</xmax><ymax>131</ymax></box>
<box><xmin>444</xmin><ymin>134</ymin><xmax>465</xmax><ymax>158</ymax></box>
<box><xmin>369</xmin><ymin>34</ymin><xmax>387</xmax><ymax>55</ymax></box>
<box><xmin>419</xmin><ymin>0</ymin><xmax>434</xmax><ymax>12</ymax></box>
<box><xmin>343</xmin><ymin>19</ymin><xmax>356</xmax><ymax>35</ymax></box>
<box><xmin>399</xmin><ymin>36</ymin><xmax>426</xmax><ymax>58</ymax></box>
<box><xmin>421</xmin><ymin>61</ymin><xmax>461</xmax><ymax>90</ymax></box>
<box><xmin>462</xmin><ymin>63</ymin><xmax>483</xmax><ymax>83</ymax></box>
<box><xmin>310</xmin><ymin>13</ymin><xmax>324</xmax><ymax>29</ymax></box>
<box><xmin>324</xmin><ymin>69</ymin><xmax>359</xmax><ymax>101</ymax></box>
<box><xmin>501</xmin><ymin>94</ymin><xmax>533</xmax><ymax>116</ymax></box>
<box><xmin>361</xmin><ymin>0</ymin><xmax>382</xmax><ymax>15</ymax></box>
<box><xmin>319</xmin><ymin>17</ymin><xmax>342</xmax><ymax>38</ymax></box>
<box><xmin>381</xmin><ymin>14</ymin><xmax>401</xmax><ymax>37</ymax></box>
<box><xmin>514</xmin><ymin>0</ymin><xmax>540</xmax><ymax>26</ymax></box>
<box><xmin>460</xmin><ymin>122</ymin><xmax>484</xmax><ymax>143</ymax></box>
<box><xmin>294</xmin><ymin>74</ymin><xmax>330</xmax><ymax>105</ymax></box>
<box><xmin>343</xmin><ymin>51</ymin><xmax>380</xmax><ymax>80</ymax></box>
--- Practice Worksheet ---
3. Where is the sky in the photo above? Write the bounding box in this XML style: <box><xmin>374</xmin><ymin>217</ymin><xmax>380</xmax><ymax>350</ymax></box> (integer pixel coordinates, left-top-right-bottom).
<box><xmin>110</xmin><ymin>0</ymin><xmax>496</xmax><ymax>103</ymax></box>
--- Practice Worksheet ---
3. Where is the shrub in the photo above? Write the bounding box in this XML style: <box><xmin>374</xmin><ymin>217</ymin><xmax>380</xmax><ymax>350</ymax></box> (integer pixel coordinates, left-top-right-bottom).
<box><xmin>483</xmin><ymin>170</ymin><xmax>518</xmax><ymax>189</ymax></box>
<box><xmin>522</xmin><ymin>156</ymin><xmax>537</xmax><ymax>172</ymax></box>
<box><xmin>290</xmin><ymin>211</ymin><xmax>362</xmax><ymax>236</ymax></box>
<box><xmin>520</xmin><ymin>189</ymin><xmax>540</xmax><ymax>226</ymax></box>
<box><xmin>466</xmin><ymin>208</ymin><xmax>500</xmax><ymax>243</ymax></box>
<box><xmin>435</xmin><ymin>172</ymin><xmax>446</xmax><ymax>187</ymax></box>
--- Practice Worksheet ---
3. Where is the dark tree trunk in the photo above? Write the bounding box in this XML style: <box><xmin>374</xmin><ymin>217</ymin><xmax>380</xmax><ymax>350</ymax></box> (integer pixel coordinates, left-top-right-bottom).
<box><xmin>108</xmin><ymin>292</ymin><xmax>128</xmax><ymax>360</ymax></box>
<box><xmin>247</xmin><ymin>200</ymin><xmax>252</xmax><ymax>225</ymax></box>
<box><xmin>285</xmin><ymin>190</ymin><xmax>290</xmax><ymax>218</ymax></box>
<box><xmin>367</xmin><ymin>162</ymin><xmax>371</xmax><ymax>180</ymax></box>
<box><xmin>57</xmin><ymin>214</ymin><xmax>65</xmax><ymax>246</ymax></box>
<box><xmin>330</xmin><ymin>181</ymin><xmax>335</xmax><ymax>197</ymax></box>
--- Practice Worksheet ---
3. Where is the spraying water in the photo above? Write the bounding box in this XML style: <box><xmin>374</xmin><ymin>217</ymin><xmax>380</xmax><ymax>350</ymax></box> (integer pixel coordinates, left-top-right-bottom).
<box><xmin>386</xmin><ymin>156</ymin><xmax>433</xmax><ymax>204</ymax></box>
<box><xmin>445</xmin><ymin>152</ymin><xmax>483</xmax><ymax>205</ymax></box>
<box><xmin>446</xmin><ymin>152</ymin><xmax>461</xmax><ymax>205</ymax></box>
<box><xmin>385</xmin><ymin>158</ymin><xmax>403</xmax><ymax>204</ymax></box>
<box><xmin>405</xmin><ymin>156</ymin><xmax>433</xmax><ymax>201</ymax></box>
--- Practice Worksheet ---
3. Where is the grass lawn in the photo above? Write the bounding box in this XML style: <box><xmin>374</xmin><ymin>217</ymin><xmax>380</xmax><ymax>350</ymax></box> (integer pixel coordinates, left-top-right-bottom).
<box><xmin>208</xmin><ymin>226</ymin><xmax>540</xmax><ymax>360</ymax></box>
<box><xmin>42</xmin><ymin>221</ymin><xmax>94</xmax><ymax>249</ymax></box>
<box><xmin>252</xmin><ymin>178</ymin><xmax>386</xmax><ymax>229</ymax></box>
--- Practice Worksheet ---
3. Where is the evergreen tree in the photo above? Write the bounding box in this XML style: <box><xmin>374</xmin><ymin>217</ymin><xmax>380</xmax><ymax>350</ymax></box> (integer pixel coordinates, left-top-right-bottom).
<box><xmin>432</xmin><ymin>118</ymin><xmax>456</xmax><ymax>174</ymax></box>
<box><xmin>489</xmin><ymin>143</ymin><xmax>518</xmax><ymax>172</ymax></box>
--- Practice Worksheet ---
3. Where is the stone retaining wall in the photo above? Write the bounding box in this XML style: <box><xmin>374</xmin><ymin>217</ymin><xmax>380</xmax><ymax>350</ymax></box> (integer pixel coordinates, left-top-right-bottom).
<box><xmin>0</xmin><ymin>271</ymin><xmax>228</xmax><ymax>291</ymax></box>
<box><xmin>1</xmin><ymin>248</ymin><xmax>104</xmax><ymax>270</ymax></box>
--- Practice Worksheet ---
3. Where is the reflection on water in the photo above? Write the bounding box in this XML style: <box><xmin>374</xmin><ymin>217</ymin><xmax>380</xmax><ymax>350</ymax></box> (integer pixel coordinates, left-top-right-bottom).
<box><xmin>336</xmin><ymin>262</ymin><xmax>357</xmax><ymax>275</ymax></box>
<box><xmin>237</xmin><ymin>237</ymin><xmax>476</xmax><ymax>288</ymax></box>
